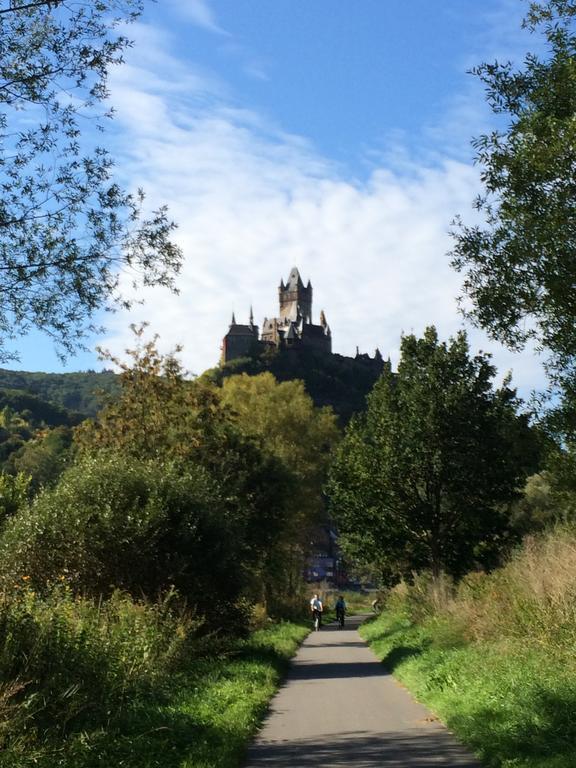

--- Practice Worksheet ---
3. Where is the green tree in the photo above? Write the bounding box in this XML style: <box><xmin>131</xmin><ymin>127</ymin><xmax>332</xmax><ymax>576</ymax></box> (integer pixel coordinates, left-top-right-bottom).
<box><xmin>0</xmin><ymin>470</ymin><xmax>29</xmax><ymax>524</ymax></box>
<box><xmin>8</xmin><ymin>425</ymin><xmax>73</xmax><ymax>491</ymax></box>
<box><xmin>220</xmin><ymin>372</ymin><xmax>340</xmax><ymax>608</ymax></box>
<box><xmin>451</xmin><ymin>0</ymin><xmax>576</xmax><ymax>409</ymax></box>
<box><xmin>0</xmin><ymin>0</ymin><xmax>182</xmax><ymax>361</ymax></box>
<box><xmin>328</xmin><ymin>327</ymin><xmax>539</xmax><ymax>580</ymax></box>
<box><xmin>75</xmin><ymin>328</ymin><xmax>295</xmax><ymax>617</ymax></box>
<box><xmin>221</xmin><ymin>372</ymin><xmax>340</xmax><ymax>521</ymax></box>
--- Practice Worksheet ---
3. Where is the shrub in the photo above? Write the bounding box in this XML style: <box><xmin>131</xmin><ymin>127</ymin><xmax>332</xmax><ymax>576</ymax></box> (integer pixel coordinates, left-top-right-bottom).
<box><xmin>0</xmin><ymin>453</ymin><xmax>252</xmax><ymax>626</ymax></box>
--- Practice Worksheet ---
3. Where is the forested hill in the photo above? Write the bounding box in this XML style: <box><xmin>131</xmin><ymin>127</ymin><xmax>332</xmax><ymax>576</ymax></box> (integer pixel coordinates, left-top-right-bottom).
<box><xmin>0</xmin><ymin>389</ymin><xmax>82</xmax><ymax>428</ymax></box>
<box><xmin>1</xmin><ymin>346</ymin><xmax>383</xmax><ymax>423</ymax></box>
<box><xmin>205</xmin><ymin>347</ymin><xmax>386</xmax><ymax>422</ymax></box>
<box><xmin>0</xmin><ymin>369</ymin><xmax>119</xmax><ymax>417</ymax></box>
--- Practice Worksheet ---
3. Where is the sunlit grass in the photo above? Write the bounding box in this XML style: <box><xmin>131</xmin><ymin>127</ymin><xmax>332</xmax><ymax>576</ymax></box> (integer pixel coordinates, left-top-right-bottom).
<box><xmin>362</xmin><ymin>545</ymin><xmax>576</xmax><ymax>768</ymax></box>
<box><xmin>0</xmin><ymin>587</ymin><xmax>308</xmax><ymax>768</ymax></box>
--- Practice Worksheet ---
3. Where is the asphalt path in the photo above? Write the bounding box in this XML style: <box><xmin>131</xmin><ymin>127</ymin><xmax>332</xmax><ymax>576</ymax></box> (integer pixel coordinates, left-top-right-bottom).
<box><xmin>244</xmin><ymin>615</ymin><xmax>482</xmax><ymax>767</ymax></box>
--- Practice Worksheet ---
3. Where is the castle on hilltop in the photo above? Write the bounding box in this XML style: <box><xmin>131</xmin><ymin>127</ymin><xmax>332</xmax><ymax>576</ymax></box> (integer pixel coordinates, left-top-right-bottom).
<box><xmin>221</xmin><ymin>267</ymin><xmax>383</xmax><ymax>366</ymax></box>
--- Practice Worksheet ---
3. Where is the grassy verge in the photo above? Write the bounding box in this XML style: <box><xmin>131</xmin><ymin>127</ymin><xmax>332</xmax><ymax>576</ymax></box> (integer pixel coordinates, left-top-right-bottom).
<box><xmin>1</xmin><ymin>594</ymin><xmax>308</xmax><ymax>768</ymax></box>
<box><xmin>361</xmin><ymin>609</ymin><xmax>576</xmax><ymax>768</ymax></box>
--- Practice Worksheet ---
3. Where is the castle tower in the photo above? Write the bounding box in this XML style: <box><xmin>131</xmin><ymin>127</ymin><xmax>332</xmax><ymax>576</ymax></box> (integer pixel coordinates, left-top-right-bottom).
<box><xmin>279</xmin><ymin>267</ymin><xmax>312</xmax><ymax>324</ymax></box>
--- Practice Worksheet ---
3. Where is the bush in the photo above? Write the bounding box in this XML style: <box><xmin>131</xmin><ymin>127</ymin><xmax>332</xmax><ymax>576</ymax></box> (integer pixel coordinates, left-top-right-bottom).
<box><xmin>0</xmin><ymin>454</ymin><xmax>252</xmax><ymax>627</ymax></box>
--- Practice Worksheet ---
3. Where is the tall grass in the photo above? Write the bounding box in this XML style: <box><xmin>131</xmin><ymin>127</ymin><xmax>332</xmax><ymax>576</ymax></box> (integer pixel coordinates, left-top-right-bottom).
<box><xmin>0</xmin><ymin>584</ymin><xmax>202</xmax><ymax>759</ymax></box>
<box><xmin>362</xmin><ymin>526</ymin><xmax>576</xmax><ymax>768</ymax></box>
<box><xmin>0</xmin><ymin>583</ymin><xmax>307</xmax><ymax>767</ymax></box>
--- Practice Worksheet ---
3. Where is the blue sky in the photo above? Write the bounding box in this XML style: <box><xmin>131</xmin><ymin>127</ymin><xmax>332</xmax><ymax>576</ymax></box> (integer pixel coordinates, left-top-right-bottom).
<box><xmin>6</xmin><ymin>0</ymin><xmax>548</xmax><ymax>398</ymax></box>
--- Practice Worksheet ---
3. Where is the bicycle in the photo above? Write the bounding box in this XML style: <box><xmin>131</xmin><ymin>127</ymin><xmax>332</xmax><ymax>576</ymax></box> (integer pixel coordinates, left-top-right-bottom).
<box><xmin>312</xmin><ymin>609</ymin><xmax>322</xmax><ymax>631</ymax></box>
<box><xmin>336</xmin><ymin>609</ymin><xmax>345</xmax><ymax>628</ymax></box>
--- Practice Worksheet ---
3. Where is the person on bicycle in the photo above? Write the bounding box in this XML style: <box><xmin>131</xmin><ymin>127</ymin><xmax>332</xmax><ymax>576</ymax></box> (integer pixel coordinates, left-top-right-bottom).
<box><xmin>335</xmin><ymin>595</ymin><xmax>346</xmax><ymax>627</ymax></box>
<box><xmin>310</xmin><ymin>593</ymin><xmax>323</xmax><ymax>630</ymax></box>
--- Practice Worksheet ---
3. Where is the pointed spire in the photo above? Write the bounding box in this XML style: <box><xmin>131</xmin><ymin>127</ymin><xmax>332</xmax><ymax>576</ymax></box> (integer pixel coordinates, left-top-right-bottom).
<box><xmin>374</xmin><ymin>347</ymin><xmax>383</xmax><ymax>361</ymax></box>
<box><xmin>249</xmin><ymin>305</ymin><xmax>254</xmax><ymax>326</ymax></box>
<box><xmin>231</xmin><ymin>312</ymin><xmax>236</xmax><ymax>325</ymax></box>
<box><xmin>320</xmin><ymin>309</ymin><xmax>327</xmax><ymax>328</ymax></box>
<box><xmin>287</xmin><ymin>267</ymin><xmax>303</xmax><ymax>289</ymax></box>
<box><xmin>355</xmin><ymin>345</ymin><xmax>360</xmax><ymax>358</ymax></box>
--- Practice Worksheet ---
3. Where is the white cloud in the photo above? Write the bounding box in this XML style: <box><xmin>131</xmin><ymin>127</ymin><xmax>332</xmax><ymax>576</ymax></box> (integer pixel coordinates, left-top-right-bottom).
<box><xmin>166</xmin><ymin>0</ymin><xmax>228</xmax><ymax>35</ymax></box>
<box><xmin>102</xmin><ymin>19</ymin><xmax>546</xmax><ymax>401</ymax></box>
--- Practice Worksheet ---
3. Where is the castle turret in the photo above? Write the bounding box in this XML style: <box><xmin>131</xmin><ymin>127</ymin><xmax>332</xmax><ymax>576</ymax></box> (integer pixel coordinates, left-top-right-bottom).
<box><xmin>279</xmin><ymin>267</ymin><xmax>312</xmax><ymax>324</ymax></box>
<box><xmin>221</xmin><ymin>309</ymin><xmax>259</xmax><ymax>363</ymax></box>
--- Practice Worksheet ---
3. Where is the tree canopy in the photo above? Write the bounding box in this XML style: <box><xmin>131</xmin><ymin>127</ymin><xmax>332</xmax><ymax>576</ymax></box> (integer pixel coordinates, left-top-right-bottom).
<box><xmin>70</xmin><ymin>329</ymin><xmax>339</xmax><ymax>617</ymax></box>
<box><xmin>0</xmin><ymin>0</ymin><xmax>182</xmax><ymax>361</ymax></box>
<box><xmin>451</xmin><ymin>0</ymin><xmax>576</xmax><ymax>408</ymax></box>
<box><xmin>327</xmin><ymin>327</ymin><xmax>539</xmax><ymax>581</ymax></box>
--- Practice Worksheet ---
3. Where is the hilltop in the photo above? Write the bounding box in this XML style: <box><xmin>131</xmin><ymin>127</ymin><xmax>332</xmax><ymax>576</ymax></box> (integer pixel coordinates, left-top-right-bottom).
<box><xmin>205</xmin><ymin>346</ymin><xmax>386</xmax><ymax>422</ymax></box>
<box><xmin>0</xmin><ymin>368</ymin><xmax>119</xmax><ymax>417</ymax></box>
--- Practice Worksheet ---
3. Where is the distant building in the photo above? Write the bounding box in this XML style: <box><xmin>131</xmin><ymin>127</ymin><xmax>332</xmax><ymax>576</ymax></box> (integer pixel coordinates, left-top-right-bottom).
<box><xmin>221</xmin><ymin>267</ymin><xmax>381</xmax><ymax>365</ymax></box>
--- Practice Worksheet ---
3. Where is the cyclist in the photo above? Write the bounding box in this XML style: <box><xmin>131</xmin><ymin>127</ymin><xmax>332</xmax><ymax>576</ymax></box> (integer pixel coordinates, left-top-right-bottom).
<box><xmin>310</xmin><ymin>593</ymin><xmax>323</xmax><ymax>630</ymax></box>
<box><xmin>335</xmin><ymin>595</ymin><xmax>346</xmax><ymax>628</ymax></box>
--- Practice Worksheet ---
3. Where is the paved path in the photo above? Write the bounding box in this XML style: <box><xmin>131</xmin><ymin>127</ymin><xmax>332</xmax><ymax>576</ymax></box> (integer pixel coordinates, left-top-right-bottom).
<box><xmin>244</xmin><ymin>615</ymin><xmax>482</xmax><ymax>767</ymax></box>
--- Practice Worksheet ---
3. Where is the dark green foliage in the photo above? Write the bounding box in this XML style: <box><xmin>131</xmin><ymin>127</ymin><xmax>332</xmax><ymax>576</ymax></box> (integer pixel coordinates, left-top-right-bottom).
<box><xmin>328</xmin><ymin>327</ymin><xmax>540</xmax><ymax>579</ymax></box>
<box><xmin>0</xmin><ymin>368</ymin><xmax>119</xmax><ymax>416</ymax></box>
<box><xmin>0</xmin><ymin>388</ymin><xmax>81</xmax><ymax>427</ymax></box>
<box><xmin>0</xmin><ymin>472</ymin><xmax>29</xmax><ymax>525</ymax></box>
<box><xmin>0</xmin><ymin>0</ymin><xmax>182</xmax><ymax>361</ymax></box>
<box><xmin>205</xmin><ymin>346</ymin><xmax>384</xmax><ymax>423</ymax></box>
<box><xmin>0</xmin><ymin>453</ymin><xmax>283</xmax><ymax>627</ymax></box>
<box><xmin>0</xmin><ymin>388</ymin><xmax>79</xmax><ymax>486</ymax></box>
<box><xmin>7</xmin><ymin>426</ymin><xmax>74</xmax><ymax>492</ymax></box>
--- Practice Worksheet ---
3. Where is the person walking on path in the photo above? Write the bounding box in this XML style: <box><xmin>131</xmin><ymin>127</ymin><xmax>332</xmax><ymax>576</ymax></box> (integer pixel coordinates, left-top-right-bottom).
<box><xmin>310</xmin><ymin>593</ymin><xmax>323</xmax><ymax>630</ymax></box>
<box><xmin>244</xmin><ymin>613</ymin><xmax>482</xmax><ymax>767</ymax></box>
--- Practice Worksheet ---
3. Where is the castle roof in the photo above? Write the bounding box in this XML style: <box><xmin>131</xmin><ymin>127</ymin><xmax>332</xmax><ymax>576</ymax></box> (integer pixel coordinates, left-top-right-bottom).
<box><xmin>286</xmin><ymin>267</ymin><xmax>305</xmax><ymax>290</ymax></box>
<box><xmin>225</xmin><ymin>324</ymin><xmax>258</xmax><ymax>337</ymax></box>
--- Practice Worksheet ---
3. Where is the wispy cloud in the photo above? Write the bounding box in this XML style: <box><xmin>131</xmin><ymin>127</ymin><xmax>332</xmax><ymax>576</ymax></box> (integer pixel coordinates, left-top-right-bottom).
<box><xmin>166</xmin><ymin>0</ymin><xmax>228</xmax><ymax>35</ymax></box>
<box><xmin>102</xmin><ymin>11</ymin><xmax>546</xmax><ymax>399</ymax></box>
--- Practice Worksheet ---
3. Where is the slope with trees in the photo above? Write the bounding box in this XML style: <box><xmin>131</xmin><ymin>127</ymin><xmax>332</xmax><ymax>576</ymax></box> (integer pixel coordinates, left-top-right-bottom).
<box><xmin>0</xmin><ymin>368</ymin><xmax>119</xmax><ymax>415</ymax></box>
<box><xmin>206</xmin><ymin>346</ymin><xmax>385</xmax><ymax>423</ymax></box>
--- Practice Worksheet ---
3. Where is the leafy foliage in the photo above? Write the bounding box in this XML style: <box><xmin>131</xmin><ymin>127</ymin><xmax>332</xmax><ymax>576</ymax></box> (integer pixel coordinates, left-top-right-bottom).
<box><xmin>206</xmin><ymin>346</ymin><xmax>385</xmax><ymax>423</ymax></box>
<box><xmin>451</xmin><ymin>0</ymin><xmax>576</xmax><ymax>412</ymax></box>
<box><xmin>72</xmin><ymin>328</ymin><xmax>318</xmax><ymax>618</ymax></box>
<box><xmin>0</xmin><ymin>471</ymin><xmax>29</xmax><ymax>524</ymax></box>
<box><xmin>328</xmin><ymin>327</ymin><xmax>540</xmax><ymax>580</ymax></box>
<box><xmin>0</xmin><ymin>0</ymin><xmax>182</xmax><ymax>360</ymax></box>
<box><xmin>0</xmin><ymin>454</ymin><xmax>262</xmax><ymax>626</ymax></box>
<box><xmin>0</xmin><ymin>389</ymin><xmax>78</xmax><ymax>489</ymax></box>
<box><xmin>220</xmin><ymin>372</ymin><xmax>341</xmax><ymax>610</ymax></box>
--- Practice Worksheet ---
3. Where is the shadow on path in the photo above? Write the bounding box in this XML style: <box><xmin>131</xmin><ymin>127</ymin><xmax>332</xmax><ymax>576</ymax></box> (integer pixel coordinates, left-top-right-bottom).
<box><xmin>291</xmin><ymin>659</ymin><xmax>387</xmax><ymax>680</ymax></box>
<box><xmin>246</xmin><ymin>730</ymin><xmax>480</xmax><ymax>767</ymax></box>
